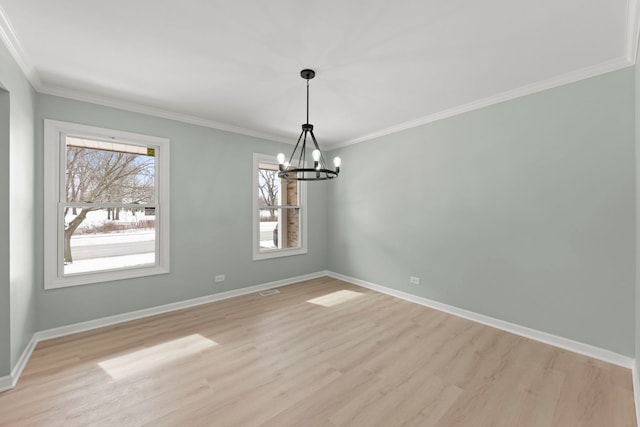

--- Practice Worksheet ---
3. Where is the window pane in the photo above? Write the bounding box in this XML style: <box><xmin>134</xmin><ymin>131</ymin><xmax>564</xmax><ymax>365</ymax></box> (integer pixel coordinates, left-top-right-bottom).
<box><xmin>257</xmin><ymin>164</ymin><xmax>281</xmax><ymax>207</ymax></box>
<box><xmin>63</xmin><ymin>207</ymin><xmax>155</xmax><ymax>275</ymax></box>
<box><xmin>259</xmin><ymin>208</ymin><xmax>300</xmax><ymax>251</ymax></box>
<box><xmin>258</xmin><ymin>164</ymin><xmax>299</xmax><ymax>208</ymax></box>
<box><xmin>259</xmin><ymin>209</ymin><xmax>278</xmax><ymax>250</ymax></box>
<box><xmin>66</xmin><ymin>136</ymin><xmax>155</xmax><ymax>204</ymax></box>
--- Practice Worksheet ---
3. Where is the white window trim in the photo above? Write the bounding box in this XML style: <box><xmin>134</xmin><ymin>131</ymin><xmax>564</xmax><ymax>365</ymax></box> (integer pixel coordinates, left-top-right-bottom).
<box><xmin>44</xmin><ymin>119</ymin><xmax>170</xmax><ymax>289</ymax></box>
<box><xmin>252</xmin><ymin>153</ymin><xmax>307</xmax><ymax>260</ymax></box>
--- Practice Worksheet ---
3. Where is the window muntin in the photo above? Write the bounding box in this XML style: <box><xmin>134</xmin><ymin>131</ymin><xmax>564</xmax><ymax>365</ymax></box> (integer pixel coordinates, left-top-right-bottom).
<box><xmin>44</xmin><ymin>120</ymin><xmax>170</xmax><ymax>289</ymax></box>
<box><xmin>253</xmin><ymin>154</ymin><xmax>307</xmax><ymax>260</ymax></box>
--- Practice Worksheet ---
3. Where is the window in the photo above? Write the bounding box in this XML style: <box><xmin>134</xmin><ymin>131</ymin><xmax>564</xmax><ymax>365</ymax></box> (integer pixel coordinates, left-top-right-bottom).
<box><xmin>44</xmin><ymin>120</ymin><xmax>170</xmax><ymax>289</ymax></box>
<box><xmin>252</xmin><ymin>153</ymin><xmax>307</xmax><ymax>260</ymax></box>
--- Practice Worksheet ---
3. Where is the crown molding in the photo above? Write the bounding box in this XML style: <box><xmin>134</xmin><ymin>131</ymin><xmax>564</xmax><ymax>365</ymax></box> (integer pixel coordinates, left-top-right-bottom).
<box><xmin>1</xmin><ymin>3</ymin><xmax>636</xmax><ymax>150</ymax></box>
<box><xmin>0</xmin><ymin>4</ymin><xmax>41</xmax><ymax>89</ymax></box>
<box><xmin>34</xmin><ymin>55</ymin><xmax>637</xmax><ymax>151</ymax></box>
<box><xmin>626</xmin><ymin>0</ymin><xmax>640</xmax><ymax>63</ymax></box>
<box><xmin>38</xmin><ymin>86</ymin><xmax>292</xmax><ymax>144</ymax></box>
<box><xmin>329</xmin><ymin>57</ymin><xmax>633</xmax><ymax>150</ymax></box>
<box><xmin>0</xmin><ymin>7</ymin><xmax>291</xmax><ymax>145</ymax></box>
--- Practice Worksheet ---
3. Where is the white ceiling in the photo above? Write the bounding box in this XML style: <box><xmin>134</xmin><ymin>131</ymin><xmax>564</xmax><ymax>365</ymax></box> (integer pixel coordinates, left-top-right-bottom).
<box><xmin>0</xmin><ymin>0</ymin><xmax>636</xmax><ymax>147</ymax></box>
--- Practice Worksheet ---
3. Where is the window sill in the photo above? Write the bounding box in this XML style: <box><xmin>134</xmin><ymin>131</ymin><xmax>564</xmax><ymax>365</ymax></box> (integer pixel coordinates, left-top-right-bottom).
<box><xmin>253</xmin><ymin>247</ymin><xmax>307</xmax><ymax>261</ymax></box>
<box><xmin>44</xmin><ymin>265</ymin><xmax>170</xmax><ymax>290</ymax></box>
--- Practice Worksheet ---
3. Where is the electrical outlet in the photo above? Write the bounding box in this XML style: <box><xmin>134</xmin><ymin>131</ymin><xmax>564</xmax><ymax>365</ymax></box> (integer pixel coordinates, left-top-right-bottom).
<box><xmin>410</xmin><ymin>276</ymin><xmax>421</xmax><ymax>285</ymax></box>
<box><xmin>214</xmin><ymin>274</ymin><xmax>225</xmax><ymax>283</ymax></box>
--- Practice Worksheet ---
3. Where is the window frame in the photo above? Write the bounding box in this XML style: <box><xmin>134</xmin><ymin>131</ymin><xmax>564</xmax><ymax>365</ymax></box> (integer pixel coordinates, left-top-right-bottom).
<box><xmin>44</xmin><ymin>119</ymin><xmax>170</xmax><ymax>290</ymax></box>
<box><xmin>252</xmin><ymin>153</ymin><xmax>307</xmax><ymax>260</ymax></box>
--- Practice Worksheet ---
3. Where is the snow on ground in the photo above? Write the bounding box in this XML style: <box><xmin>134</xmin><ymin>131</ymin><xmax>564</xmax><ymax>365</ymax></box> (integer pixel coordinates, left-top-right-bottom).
<box><xmin>64</xmin><ymin>209</ymin><xmax>156</xmax><ymax>274</ymax></box>
<box><xmin>65</xmin><ymin>253</ymin><xmax>155</xmax><ymax>275</ymax></box>
<box><xmin>260</xmin><ymin>221</ymin><xmax>277</xmax><ymax>249</ymax></box>
<box><xmin>71</xmin><ymin>230</ymin><xmax>155</xmax><ymax>246</ymax></box>
<box><xmin>66</xmin><ymin>208</ymin><xmax>155</xmax><ymax>232</ymax></box>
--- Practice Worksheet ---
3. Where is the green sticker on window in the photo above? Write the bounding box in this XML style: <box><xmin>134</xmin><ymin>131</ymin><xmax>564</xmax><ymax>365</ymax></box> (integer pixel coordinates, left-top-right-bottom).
<box><xmin>147</xmin><ymin>148</ymin><xmax>155</xmax><ymax>157</ymax></box>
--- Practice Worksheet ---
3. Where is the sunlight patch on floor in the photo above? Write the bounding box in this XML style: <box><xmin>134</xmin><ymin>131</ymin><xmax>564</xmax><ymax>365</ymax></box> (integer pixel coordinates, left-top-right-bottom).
<box><xmin>98</xmin><ymin>334</ymin><xmax>217</xmax><ymax>380</ymax></box>
<box><xmin>307</xmin><ymin>289</ymin><xmax>363</xmax><ymax>307</ymax></box>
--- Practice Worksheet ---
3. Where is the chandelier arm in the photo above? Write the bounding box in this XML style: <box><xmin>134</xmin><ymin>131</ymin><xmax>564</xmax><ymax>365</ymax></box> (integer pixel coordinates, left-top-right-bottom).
<box><xmin>299</xmin><ymin>129</ymin><xmax>308</xmax><ymax>177</ymax></box>
<box><xmin>308</xmin><ymin>130</ymin><xmax>327</xmax><ymax>168</ymax></box>
<box><xmin>288</xmin><ymin>129</ymin><xmax>305</xmax><ymax>165</ymax></box>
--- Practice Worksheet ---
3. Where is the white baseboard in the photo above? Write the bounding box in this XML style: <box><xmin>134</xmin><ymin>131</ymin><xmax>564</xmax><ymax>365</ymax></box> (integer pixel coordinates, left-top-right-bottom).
<box><xmin>35</xmin><ymin>271</ymin><xmax>327</xmax><ymax>342</ymax></box>
<box><xmin>327</xmin><ymin>271</ymin><xmax>634</xmax><ymax>369</ymax></box>
<box><xmin>2</xmin><ymin>269</ymin><xmax>634</xmax><ymax>394</ymax></box>
<box><xmin>0</xmin><ymin>337</ymin><xmax>37</xmax><ymax>393</ymax></box>
<box><xmin>2</xmin><ymin>270</ymin><xmax>328</xmax><ymax>392</ymax></box>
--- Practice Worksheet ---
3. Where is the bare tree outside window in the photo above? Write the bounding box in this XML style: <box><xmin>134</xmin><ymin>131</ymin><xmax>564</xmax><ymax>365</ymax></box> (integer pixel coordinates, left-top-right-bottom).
<box><xmin>258</xmin><ymin>168</ymin><xmax>279</xmax><ymax>221</ymax></box>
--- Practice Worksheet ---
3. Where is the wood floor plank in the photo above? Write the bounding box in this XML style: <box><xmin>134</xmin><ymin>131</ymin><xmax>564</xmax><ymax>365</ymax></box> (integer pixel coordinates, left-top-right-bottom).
<box><xmin>0</xmin><ymin>277</ymin><xmax>635</xmax><ymax>426</ymax></box>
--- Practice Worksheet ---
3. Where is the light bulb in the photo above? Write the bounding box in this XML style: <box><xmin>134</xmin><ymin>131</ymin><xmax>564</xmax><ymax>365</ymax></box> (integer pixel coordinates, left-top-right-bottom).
<box><xmin>312</xmin><ymin>149</ymin><xmax>321</xmax><ymax>162</ymax></box>
<box><xmin>277</xmin><ymin>153</ymin><xmax>285</xmax><ymax>164</ymax></box>
<box><xmin>333</xmin><ymin>157</ymin><xmax>341</xmax><ymax>167</ymax></box>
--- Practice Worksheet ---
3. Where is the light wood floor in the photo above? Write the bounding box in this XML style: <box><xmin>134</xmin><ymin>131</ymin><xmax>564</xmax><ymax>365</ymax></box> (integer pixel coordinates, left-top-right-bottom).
<box><xmin>0</xmin><ymin>277</ymin><xmax>635</xmax><ymax>426</ymax></box>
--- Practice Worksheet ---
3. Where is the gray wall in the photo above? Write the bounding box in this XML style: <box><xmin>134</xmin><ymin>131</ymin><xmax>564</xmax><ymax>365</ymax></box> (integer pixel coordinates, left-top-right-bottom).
<box><xmin>0</xmin><ymin>87</ymin><xmax>9</xmax><ymax>376</ymax></box>
<box><xmin>636</xmin><ymin>42</ymin><xmax>640</xmax><ymax>378</ymax></box>
<box><xmin>328</xmin><ymin>68</ymin><xmax>635</xmax><ymax>356</ymax></box>
<box><xmin>0</xmin><ymin>40</ymin><xmax>37</xmax><ymax>376</ymax></box>
<box><xmin>34</xmin><ymin>94</ymin><xmax>328</xmax><ymax>330</ymax></box>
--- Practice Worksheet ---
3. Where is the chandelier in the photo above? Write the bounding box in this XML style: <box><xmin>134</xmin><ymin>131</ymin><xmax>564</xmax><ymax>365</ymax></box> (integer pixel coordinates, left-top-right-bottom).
<box><xmin>277</xmin><ymin>69</ymin><xmax>341</xmax><ymax>181</ymax></box>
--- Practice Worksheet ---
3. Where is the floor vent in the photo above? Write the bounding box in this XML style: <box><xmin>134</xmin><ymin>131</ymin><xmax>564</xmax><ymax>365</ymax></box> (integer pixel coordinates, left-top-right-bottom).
<box><xmin>259</xmin><ymin>289</ymin><xmax>280</xmax><ymax>297</ymax></box>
